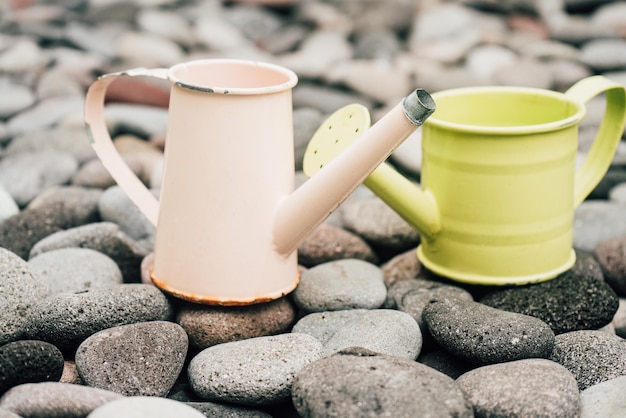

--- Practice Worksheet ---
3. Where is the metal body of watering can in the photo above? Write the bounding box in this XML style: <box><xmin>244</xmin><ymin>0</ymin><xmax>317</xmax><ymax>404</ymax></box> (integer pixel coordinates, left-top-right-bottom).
<box><xmin>304</xmin><ymin>76</ymin><xmax>626</xmax><ymax>286</ymax></box>
<box><xmin>84</xmin><ymin>59</ymin><xmax>435</xmax><ymax>305</ymax></box>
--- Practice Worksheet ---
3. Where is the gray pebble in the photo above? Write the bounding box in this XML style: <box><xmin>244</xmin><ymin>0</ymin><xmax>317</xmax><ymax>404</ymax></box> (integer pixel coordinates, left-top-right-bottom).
<box><xmin>594</xmin><ymin>237</ymin><xmax>626</xmax><ymax>295</ymax></box>
<box><xmin>574</xmin><ymin>201</ymin><xmax>626</xmax><ymax>251</ymax></box>
<box><xmin>24</xmin><ymin>284</ymin><xmax>173</xmax><ymax>353</ymax></box>
<box><xmin>0</xmin><ymin>382</ymin><xmax>122</xmax><ymax>418</ymax></box>
<box><xmin>88</xmin><ymin>396</ymin><xmax>205</xmax><ymax>418</ymax></box>
<box><xmin>72</xmin><ymin>156</ymin><xmax>144</xmax><ymax>189</ymax></box>
<box><xmin>292</xmin><ymin>83</ymin><xmax>374</xmax><ymax>115</ymax></box>
<box><xmin>0</xmin><ymin>248</ymin><xmax>48</xmax><ymax>345</ymax></box>
<box><xmin>76</xmin><ymin>321</ymin><xmax>187</xmax><ymax>396</ymax></box>
<box><xmin>457</xmin><ymin>359</ymin><xmax>580</xmax><ymax>418</ymax></box>
<box><xmin>611</xmin><ymin>298</ymin><xmax>626</xmax><ymax>338</ymax></box>
<box><xmin>291</xmin><ymin>347</ymin><xmax>473</xmax><ymax>418</ymax></box>
<box><xmin>0</xmin><ymin>82</ymin><xmax>35</xmax><ymax>119</ymax></box>
<box><xmin>423</xmin><ymin>298</ymin><xmax>555</xmax><ymax>365</ymax></box>
<box><xmin>0</xmin><ymin>340</ymin><xmax>64</xmax><ymax>395</ymax></box>
<box><xmin>417</xmin><ymin>349</ymin><xmax>475</xmax><ymax>379</ymax></box>
<box><xmin>0</xmin><ymin>408</ymin><xmax>21</xmax><ymax>418</ymax></box>
<box><xmin>580</xmin><ymin>38</ymin><xmax>626</xmax><ymax>72</ymax></box>
<box><xmin>104</xmin><ymin>103</ymin><xmax>168</xmax><ymax>138</ymax></box>
<box><xmin>186</xmin><ymin>401</ymin><xmax>272</xmax><ymax>418</ymax></box>
<box><xmin>6</xmin><ymin>96</ymin><xmax>83</xmax><ymax>137</ymax></box>
<box><xmin>380</xmin><ymin>247</ymin><xmax>421</xmax><ymax>288</ymax></box>
<box><xmin>580</xmin><ymin>375</ymin><xmax>626</xmax><ymax>418</ymax></box>
<box><xmin>322</xmin><ymin>309</ymin><xmax>422</xmax><ymax>359</ymax></box>
<box><xmin>188</xmin><ymin>333</ymin><xmax>323</xmax><ymax>406</ymax></box>
<box><xmin>341</xmin><ymin>196</ymin><xmax>420</xmax><ymax>250</ymax></box>
<box><xmin>29</xmin><ymin>222</ymin><xmax>149</xmax><ymax>282</ymax></box>
<box><xmin>0</xmin><ymin>185</ymin><xmax>19</xmax><ymax>222</ymax></box>
<box><xmin>28</xmin><ymin>248</ymin><xmax>123</xmax><ymax>294</ymax></box>
<box><xmin>549</xmin><ymin>330</ymin><xmax>626</xmax><ymax>390</ymax></box>
<box><xmin>0</xmin><ymin>151</ymin><xmax>78</xmax><ymax>207</ymax></box>
<box><xmin>4</xmin><ymin>126</ymin><xmax>96</xmax><ymax>164</ymax></box>
<box><xmin>292</xmin><ymin>309</ymin><xmax>369</xmax><ymax>344</ymax></box>
<box><xmin>292</xmin><ymin>259</ymin><xmax>387</xmax><ymax>313</ymax></box>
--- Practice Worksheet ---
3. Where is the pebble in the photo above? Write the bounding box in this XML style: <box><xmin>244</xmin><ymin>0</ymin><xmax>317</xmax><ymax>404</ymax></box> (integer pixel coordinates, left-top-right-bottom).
<box><xmin>390</xmin><ymin>128</ymin><xmax>422</xmax><ymax>178</ymax></box>
<box><xmin>60</xmin><ymin>361</ymin><xmax>82</xmax><ymax>385</ymax></box>
<box><xmin>580</xmin><ymin>376</ymin><xmax>626</xmax><ymax>418</ymax></box>
<box><xmin>28</xmin><ymin>248</ymin><xmax>122</xmax><ymax>294</ymax></box>
<box><xmin>0</xmin><ymin>82</ymin><xmax>35</xmax><ymax>118</ymax></box>
<box><xmin>88</xmin><ymin>396</ymin><xmax>206</xmax><ymax>418</ymax></box>
<box><xmin>612</xmin><ymin>298</ymin><xmax>626</xmax><ymax>338</ymax></box>
<box><xmin>0</xmin><ymin>382</ymin><xmax>122</xmax><ymax>418</ymax></box>
<box><xmin>104</xmin><ymin>105</ymin><xmax>168</xmax><ymax>139</ymax></box>
<box><xmin>112</xmin><ymin>135</ymin><xmax>164</xmax><ymax>183</ymax></box>
<box><xmin>24</xmin><ymin>284</ymin><xmax>174</xmax><ymax>353</ymax></box>
<box><xmin>291</xmin><ymin>347</ymin><xmax>473</xmax><ymax>418</ymax></box>
<box><xmin>72</xmin><ymin>156</ymin><xmax>144</xmax><ymax>189</ymax></box>
<box><xmin>5</xmin><ymin>96</ymin><xmax>84</xmax><ymax>137</ymax></box>
<box><xmin>297</xmin><ymin>223</ymin><xmax>378</xmax><ymax>267</ymax></box>
<box><xmin>137</xmin><ymin>8</ymin><xmax>195</xmax><ymax>48</ymax></box>
<box><xmin>291</xmin><ymin>259</ymin><xmax>387</xmax><ymax>313</ymax></box>
<box><xmin>594</xmin><ymin>237</ymin><xmax>626</xmax><ymax>296</ymax></box>
<box><xmin>292</xmin><ymin>82</ymin><xmax>374</xmax><ymax>114</ymax></box>
<box><xmin>571</xmin><ymin>248</ymin><xmax>605</xmax><ymax>282</ymax></box>
<box><xmin>456</xmin><ymin>359</ymin><xmax>580</xmax><ymax>418</ymax></box>
<box><xmin>75</xmin><ymin>321</ymin><xmax>188</xmax><ymax>397</ymax></box>
<box><xmin>36</xmin><ymin>67</ymin><xmax>84</xmax><ymax>99</ymax></box>
<box><xmin>4</xmin><ymin>126</ymin><xmax>96</xmax><ymax>164</ymax></box>
<box><xmin>0</xmin><ymin>340</ymin><xmax>64</xmax><ymax>395</ymax></box>
<box><xmin>0</xmin><ymin>185</ymin><xmax>19</xmax><ymax>222</ymax></box>
<box><xmin>0</xmin><ymin>151</ymin><xmax>78</xmax><ymax>207</ymax></box>
<box><xmin>380</xmin><ymin>247</ymin><xmax>421</xmax><ymax>287</ymax></box>
<box><xmin>115</xmin><ymin>31</ymin><xmax>184</xmax><ymax>67</ymax></box>
<box><xmin>0</xmin><ymin>38</ymin><xmax>44</xmax><ymax>73</ymax></box>
<box><xmin>550</xmin><ymin>330</ymin><xmax>626</xmax><ymax>390</ymax></box>
<box><xmin>341</xmin><ymin>196</ymin><xmax>420</xmax><ymax>250</ymax></box>
<box><xmin>465</xmin><ymin>44</ymin><xmax>518</xmax><ymax>80</ymax></box>
<box><xmin>26</xmin><ymin>186</ymin><xmax>102</xmax><ymax>220</ymax></box>
<box><xmin>186</xmin><ymin>401</ymin><xmax>272</xmax><ymax>418</ymax></box>
<box><xmin>291</xmin><ymin>309</ymin><xmax>368</xmax><ymax>344</ymax></box>
<box><xmin>188</xmin><ymin>333</ymin><xmax>323</xmax><ymax>406</ymax></box>
<box><xmin>176</xmin><ymin>298</ymin><xmax>297</xmax><ymax>350</ymax></box>
<box><xmin>293</xmin><ymin>107</ymin><xmax>324</xmax><ymax>170</ymax></box>
<box><xmin>423</xmin><ymin>298</ymin><xmax>555</xmax><ymax>365</ymax></box>
<box><xmin>417</xmin><ymin>349</ymin><xmax>475</xmax><ymax>379</ymax></box>
<box><xmin>580</xmin><ymin>38</ymin><xmax>626</xmax><ymax>72</ymax></box>
<box><xmin>0</xmin><ymin>248</ymin><xmax>49</xmax><ymax>346</ymax></box>
<box><xmin>29</xmin><ymin>222</ymin><xmax>150</xmax><ymax>282</ymax></box>
<box><xmin>480</xmin><ymin>271</ymin><xmax>620</xmax><ymax>334</ymax></box>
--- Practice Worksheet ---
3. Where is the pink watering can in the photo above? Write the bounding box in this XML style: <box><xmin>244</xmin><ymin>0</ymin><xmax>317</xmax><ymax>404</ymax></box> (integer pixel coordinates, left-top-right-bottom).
<box><xmin>84</xmin><ymin>59</ymin><xmax>435</xmax><ymax>305</ymax></box>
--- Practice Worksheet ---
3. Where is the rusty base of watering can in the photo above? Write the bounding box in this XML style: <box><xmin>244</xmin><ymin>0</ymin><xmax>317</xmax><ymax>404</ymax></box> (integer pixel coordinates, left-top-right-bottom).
<box><xmin>149</xmin><ymin>268</ymin><xmax>300</xmax><ymax>306</ymax></box>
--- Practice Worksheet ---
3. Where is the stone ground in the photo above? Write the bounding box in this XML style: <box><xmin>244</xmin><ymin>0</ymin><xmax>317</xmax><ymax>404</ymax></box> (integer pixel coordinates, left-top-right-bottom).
<box><xmin>2</xmin><ymin>0</ymin><xmax>626</xmax><ymax>417</ymax></box>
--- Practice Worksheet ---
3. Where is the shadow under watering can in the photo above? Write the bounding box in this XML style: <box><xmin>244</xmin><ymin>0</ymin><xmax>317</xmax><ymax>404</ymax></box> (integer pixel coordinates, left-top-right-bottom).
<box><xmin>304</xmin><ymin>75</ymin><xmax>626</xmax><ymax>286</ymax></box>
<box><xmin>84</xmin><ymin>59</ymin><xmax>435</xmax><ymax>305</ymax></box>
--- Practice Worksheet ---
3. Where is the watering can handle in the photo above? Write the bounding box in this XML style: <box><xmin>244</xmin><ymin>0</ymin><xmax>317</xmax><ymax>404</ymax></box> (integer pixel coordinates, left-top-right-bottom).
<box><xmin>84</xmin><ymin>68</ymin><xmax>168</xmax><ymax>226</ymax></box>
<box><xmin>565</xmin><ymin>75</ymin><xmax>626</xmax><ymax>207</ymax></box>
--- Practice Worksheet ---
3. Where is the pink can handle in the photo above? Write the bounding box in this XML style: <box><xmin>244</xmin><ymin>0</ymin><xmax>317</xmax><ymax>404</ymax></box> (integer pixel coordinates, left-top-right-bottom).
<box><xmin>84</xmin><ymin>68</ymin><xmax>168</xmax><ymax>226</ymax></box>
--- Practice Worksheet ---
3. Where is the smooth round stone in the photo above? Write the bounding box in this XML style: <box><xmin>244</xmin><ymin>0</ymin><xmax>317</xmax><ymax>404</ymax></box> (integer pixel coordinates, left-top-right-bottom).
<box><xmin>0</xmin><ymin>248</ymin><xmax>48</xmax><ymax>345</ymax></box>
<box><xmin>609</xmin><ymin>182</ymin><xmax>626</xmax><ymax>203</ymax></box>
<box><xmin>0</xmin><ymin>39</ymin><xmax>43</xmax><ymax>73</ymax></box>
<box><xmin>322</xmin><ymin>309</ymin><xmax>422</xmax><ymax>359</ymax></box>
<box><xmin>580</xmin><ymin>38</ymin><xmax>626</xmax><ymax>71</ymax></box>
<box><xmin>116</xmin><ymin>31</ymin><xmax>184</xmax><ymax>67</ymax></box>
<box><xmin>297</xmin><ymin>223</ymin><xmax>378</xmax><ymax>267</ymax></box>
<box><xmin>570</xmin><ymin>249</ymin><xmax>605</xmax><ymax>282</ymax></box>
<box><xmin>493</xmin><ymin>58</ymin><xmax>554</xmax><ymax>89</ymax></box>
<box><xmin>24</xmin><ymin>284</ymin><xmax>173</xmax><ymax>353</ymax></box>
<box><xmin>29</xmin><ymin>222</ymin><xmax>149</xmax><ymax>282</ymax></box>
<box><xmin>457</xmin><ymin>359</ymin><xmax>580</xmax><ymax>418</ymax></box>
<box><xmin>0</xmin><ymin>407</ymin><xmax>21</xmax><ymax>418</ymax></box>
<box><xmin>574</xmin><ymin>201</ymin><xmax>626</xmax><ymax>251</ymax></box>
<box><xmin>112</xmin><ymin>135</ymin><xmax>164</xmax><ymax>183</ymax></box>
<box><xmin>72</xmin><ymin>157</ymin><xmax>144</xmax><ymax>189</ymax></box>
<box><xmin>186</xmin><ymin>401</ymin><xmax>272</xmax><ymax>418</ymax></box>
<box><xmin>466</xmin><ymin>44</ymin><xmax>517</xmax><ymax>80</ymax></box>
<box><xmin>612</xmin><ymin>298</ymin><xmax>626</xmax><ymax>338</ymax></box>
<box><xmin>0</xmin><ymin>340</ymin><xmax>64</xmax><ymax>394</ymax></box>
<box><xmin>480</xmin><ymin>271</ymin><xmax>619</xmax><ymax>334</ymax></box>
<box><xmin>6</xmin><ymin>96</ymin><xmax>84</xmax><ymax>137</ymax></box>
<box><xmin>423</xmin><ymin>298</ymin><xmax>555</xmax><ymax>365</ymax></box>
<box><xmin>594</xmin><ymin>237</ymin><xmax>626</xmax><ymax>296</ymax></box>
<box><xmin>4</xmin><ymin>126</ymin><xmax>96</xmax><ymax>164</ymax></box>
<box><xmin>76</xmin><ymin>321</ymin><xmax>188</xmax><ymax>397</ymax></box>
<box><xmin>0</xmin><ymin>184</ymin><xmax>19</xmax><ymax>223</ymax></box>
<box><xmin>292</xmin><ymin>259</ymin><xmax>387</xmax><ymax>313</ymax></box>
<box><xmin>0</xmin><ymin>382</ymin><xmax>122</xmax><ymax>417</ymax></box>
<box><xmin>291</xmin><ymin>347</ymin><xmax>473</xmax><ymax>418</ymax></box>
<box><xmin>36</xmin><ymin>67</ymin><xmax>84</xmax><ymax>99</ymax></box>
<box><xmin>60</xmin><ymin>361</ymin><xmax>82</xmax><ymax>385</ymax></box>
<box><xmin>28</xmin><ymin>248</ymin><xmax>123</xmax><ymax>294</ymax></box>
<box><xmin>0</xmin><ymin>82</ymin><xmax>35</xmax><ymax>118</ymax></box>
<box><xmin>549</xmin><ymin>330</ymin><xmax>626</xmax><ymax>390</ymax></box>
<box><xmin>188</xmin><ymin>333</ymin><xmax>323</xmax><ymax>406</ymax></box>
<box><xmin>88</xmin><ymin>396</ymin><xmax>205</xmax><ymax>418</ymax></box>
<box><xmin>292</xmin><ymin>83</ymin><xmax>374</xmax><ymax>115</ymax></box>
<box><xmin>292</xmin><ymin>309</ymin><xmax>369</xmax><ymax>344</ymax></box>
<box><xmin>417</xmin><ymin>349</ymin><xmax>475</xmax><ymax>379</ymax></box>
<box><xmin>137</xmin><ymin>8</ymin><xmax>195</xmax><ymax>47</ymax></box>
<box><xmin>580</xmin><ymin>376</ymin><xmax>626</xmax><ymax>418</ymax></box>
<box><xmin>341</xmin><ymin>196</ymin><xmax>420</xmax><ymax>250</ymax></box>
<box><xmin>380</xmin><ymin>247</ymin><xmax>421</xmax><ymax>288</ymax></box>
<box><xmin>176</xmin><ymin>298</ymin><xmax>296</xmax><ymax>350</ymax></box>
<box><xmin>353</xmin><ymin>28</ymin><xmax>402</xmax><ymax>60</ymax></box>
<box><xmin>104</xmin><ymin>104</ymin><xmax>168</xmax><ymax>139</ymax></box>
<box><xmin>0</xmin><ymin>151</ymin><xmax>78</xmax><ymax>207</ymax></box>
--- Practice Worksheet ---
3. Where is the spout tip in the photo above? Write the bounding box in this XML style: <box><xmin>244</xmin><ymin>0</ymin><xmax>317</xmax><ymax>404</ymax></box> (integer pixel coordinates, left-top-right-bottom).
<box><xmin>403</xmin><ymin>89</ymin><xmax>436</xmax><ymax>126</ymax></box>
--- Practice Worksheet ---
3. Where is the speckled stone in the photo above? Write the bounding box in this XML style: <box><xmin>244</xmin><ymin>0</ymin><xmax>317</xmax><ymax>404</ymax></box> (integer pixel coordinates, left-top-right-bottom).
<box><xmin>297</xmin><ymin>223</ymin><xmax>378</xmax><ymax>267</ymax></box>
<box><xmin>0</xmin><ymin>382</ymin><xmax>122</xmax><ymax>417</ymax></box>
<box><xmin>457</xmin><ymin>359</ymin><xmax>580</xmax><ymax>418</ymax></box>
<box><xmin>87</xmin><ymin>396</ymin><xmax>205</xmax><ymax>418</ymax></box>
<box><xmin>291</xmin><ymin>309</ymin><xmax>368</xmax><ymax>344</ymax></box>
<box><xmin>291</xmin><ymin>347</ymin><xmax>473</xmax><ymax>418</ymax></box>
<box><xmin>549</xmin><ymin>330</ymin><xmax>626</xmax><ymax>390</ymax></box>
<box><xmin>188</xmin><ymin>333</ymin><xmax>323</xmax><ymax>406</ymax></box>
<box><xmin>292</xmin><ymin>259</ymin><xmax>387</xmax><ymax>313</ymax></box>
<box><xmin>423</xmin><ymin>298</ymin><xmax>555</xmax><ymax>365</ymax></box>
<box><xmin>480</xmin><ymin>271</ymin><xmax>620</xmax><ymax>334</ymax></box>
<box><xmin>24</xmin><ymin>284</ymin><xmax>173</xmax><ymax>353</ymax></box>
<box><xmin>75</xmin><ymin>321</ymin><xmax>188</xmax><ymax>397</ymax></box>
<box><xmin>380</xmin><ymin>247</ymin><xmax>421</xmax><ymax>288</ymax></box>
<box><xmin>612</xmin><ymin>298</ymin><xmax>626</xmax><ymax>338</ymax></box>
<box><xmin>176</xmin><ymin>298</ymin><xmax>296</xmax><ymax>350</ymax></box>
<box><xmin>0</xmin><ymin>248</ymin><xmax>49</xmax><ymax>345</ymax></box>
<box><xmin>0</xmin><ymin>340</ymin><xmax>64</xmax><ymax>395</ymax></box>
<box><xmin>594</xmin><ymin>237</ymin><xmax>626</xmax><ymax>296</ymax></box>
<box><xmin>417</xmin><ymin>349</ymin><xmax>475</xmax><ymax>379</ymax></box>
<box><xmin>580</xmin><ymin>376</ymin><xmax>626</xmax><ymax>418</ymax></box>
<box><xmin>186</xmin><ymin>402</ymin><xmax>272</xmax><ymax>418</ymax></box>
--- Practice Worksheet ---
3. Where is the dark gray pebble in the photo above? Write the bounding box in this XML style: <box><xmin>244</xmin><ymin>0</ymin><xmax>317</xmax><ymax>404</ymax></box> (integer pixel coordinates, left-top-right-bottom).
<box><xmin>0</xmin><ymin>382</ymin><xmax>122</xmax><ymax>418</ymax></box>
<box><xmin>0</xmin><ymin>340</ymin><xmax>64</xmax><ymax>394</ymax></box>
<box><xmin>480</xmin><ymin>271</ymin><xmax>619</xmax><ymax>334</ymax></box>
<box><xmin>380</xmin><ymin>247</ymin><xmax>421</xmax><ymax>288</ymax></box>
<box><xmin>594</xmin><ymin>237</ymin><xmax>626</xmax><ymax>296</ymax></box>
<box><xmin>0</xmin><ymin>248</ymin><xmax>48</xmax><ymax>345</ymax></box>
<box><xmin>457</xmin><ymin>359</ymin><xmax>580</xmax><ymax>418</ymax></box>
<box><xmin>75</xmin><ymin>321</ymin><xmax>188</xmax><ymax>397</ymax></box>
<box><xmin>423</xmin><ymin>298</ymin><xmax>555</xmax><ymax>365</ymax></box>
<box><xmin>29</xmin><ymin>222</ymin><xmax>149</xmax><ymax>282</ymax></box>
<box><xmin>176</xmin><ymin>297</ymin><xmax>296</xmax><ymax>350</ymax></box>
<box><xmin>417</xmin><ymin>349</ymin><xmax>475</xmax><ymax>379</ymax></box>
<box><xmin>24</xmin><ymin>284</ymin><xmax>173</xmax><ymax>354</ymax></box>
<box><xmin>291</xmin><ymin>347</ymin><xmax>473</xmax><ymax>418</ymax></box>
<box><xmin>549</xmin><ymin>330</ymin><xmax>626</xmax><ymax>390</ymax></box>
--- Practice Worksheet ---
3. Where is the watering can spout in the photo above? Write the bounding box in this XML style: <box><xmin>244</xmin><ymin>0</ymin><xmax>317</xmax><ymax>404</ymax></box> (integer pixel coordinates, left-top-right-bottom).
<box><xmin>273</xmin><ymin>89</ymin><xmax>437</xmax><ymax>256</ymax></box>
